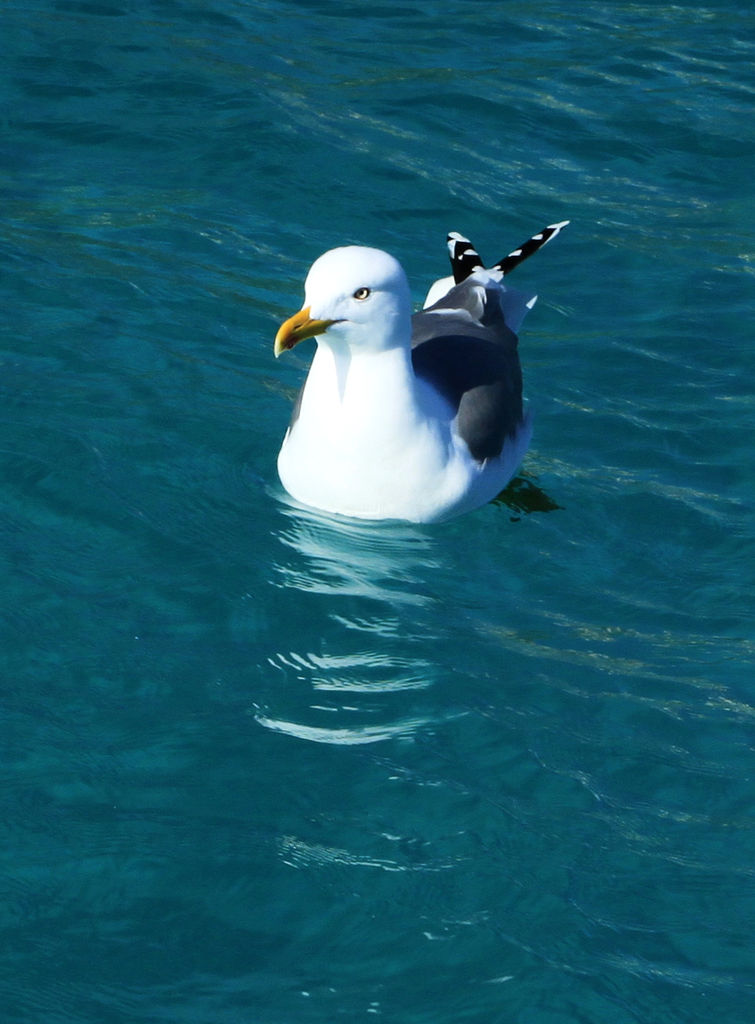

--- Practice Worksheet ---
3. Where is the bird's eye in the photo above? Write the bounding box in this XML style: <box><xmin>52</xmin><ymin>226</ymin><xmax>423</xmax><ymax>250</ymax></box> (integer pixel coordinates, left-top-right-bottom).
<box><xmin>353</xmin><ymin>287</ymin><xmax>371</xmax><ymax>300</ymax></box>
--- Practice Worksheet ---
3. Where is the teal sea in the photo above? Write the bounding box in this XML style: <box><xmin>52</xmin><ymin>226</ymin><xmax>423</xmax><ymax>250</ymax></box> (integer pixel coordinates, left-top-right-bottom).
<box><xmin>3</xmin><ymin>1</ymin><xmax>754</xmax><ymax>1021</ymax></box>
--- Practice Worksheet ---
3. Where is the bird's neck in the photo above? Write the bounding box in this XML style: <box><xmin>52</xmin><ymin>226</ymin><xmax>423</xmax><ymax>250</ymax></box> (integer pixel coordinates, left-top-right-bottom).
<box><xmin>303</xmin><ymin>338</ymin><xmax>425</xmax><ymax>443</ymax></box>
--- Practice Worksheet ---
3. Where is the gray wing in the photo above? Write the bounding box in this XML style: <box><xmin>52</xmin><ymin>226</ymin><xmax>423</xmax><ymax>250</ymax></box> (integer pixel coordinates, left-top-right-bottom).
<box><xmin>410</xmin><ymin>277</ymin><xmax>532</xmax><ymax>462</ymax></box>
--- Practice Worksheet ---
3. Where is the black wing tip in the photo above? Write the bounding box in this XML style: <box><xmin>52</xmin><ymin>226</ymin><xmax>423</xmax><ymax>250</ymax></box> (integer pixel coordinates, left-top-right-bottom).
<box><xmin>446</xmin><ymin>231</ymin><xmax>484</xmax><ymax>285</ymax></box>
<box><xmin>443</xmin><ymin>219</ymin><xmax>569</xmax><ymax>283</ymax></box>
<box><xmin>494</xmin><ymin>219</ymin><xmax>569</xmax><ymax>276</ymax></box>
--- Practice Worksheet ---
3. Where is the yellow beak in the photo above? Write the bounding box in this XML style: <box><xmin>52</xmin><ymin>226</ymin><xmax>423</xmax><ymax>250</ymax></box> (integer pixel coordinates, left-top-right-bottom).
<box><xmin>274</xmin><ymin>306</ymin><xmax>338</xmax><ymax>358</ymax></box>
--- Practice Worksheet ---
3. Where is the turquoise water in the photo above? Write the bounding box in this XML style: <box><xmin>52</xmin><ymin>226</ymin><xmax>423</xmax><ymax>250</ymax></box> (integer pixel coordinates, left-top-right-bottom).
<box><xmin>3</xmin><ymin>1</ymin><xmax>754</xmax><ymax>1021</ymax></box>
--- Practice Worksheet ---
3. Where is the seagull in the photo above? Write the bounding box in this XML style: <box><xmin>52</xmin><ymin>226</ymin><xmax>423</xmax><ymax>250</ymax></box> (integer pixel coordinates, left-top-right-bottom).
<box><xmin>274</xmin><ymin>221</ymin><xmax>568</xmax><ymax>523</ymax></box>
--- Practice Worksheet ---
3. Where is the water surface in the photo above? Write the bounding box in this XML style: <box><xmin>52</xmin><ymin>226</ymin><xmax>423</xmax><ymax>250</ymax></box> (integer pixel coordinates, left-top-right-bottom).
<box><xmin>2</xmin><ymin>1</ymin><xmax>754</xmax><ymax>1021</ymax></box>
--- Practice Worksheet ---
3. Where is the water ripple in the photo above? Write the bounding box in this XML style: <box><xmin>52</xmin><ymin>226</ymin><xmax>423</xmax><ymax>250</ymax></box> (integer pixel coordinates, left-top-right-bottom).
<box><xmin>255</xmin><ymin>713</ymin><xmax>438</xmax><ymax>746</ymax></box>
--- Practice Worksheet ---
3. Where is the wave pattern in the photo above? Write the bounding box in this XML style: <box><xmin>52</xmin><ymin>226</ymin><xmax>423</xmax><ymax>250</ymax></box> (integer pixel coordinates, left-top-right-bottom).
<box><xmin>2</xmin><ymin>1</ymin><xmax>753</xmax><ymax>1022</ymax></box>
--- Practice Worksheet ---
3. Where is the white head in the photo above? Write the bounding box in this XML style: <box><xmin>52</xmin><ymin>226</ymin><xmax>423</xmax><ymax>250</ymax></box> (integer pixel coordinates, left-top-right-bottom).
<box><xmin>274</xmin><ymin>246</ymin><xmax>412</xmax><ymax>357</ymax></box>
